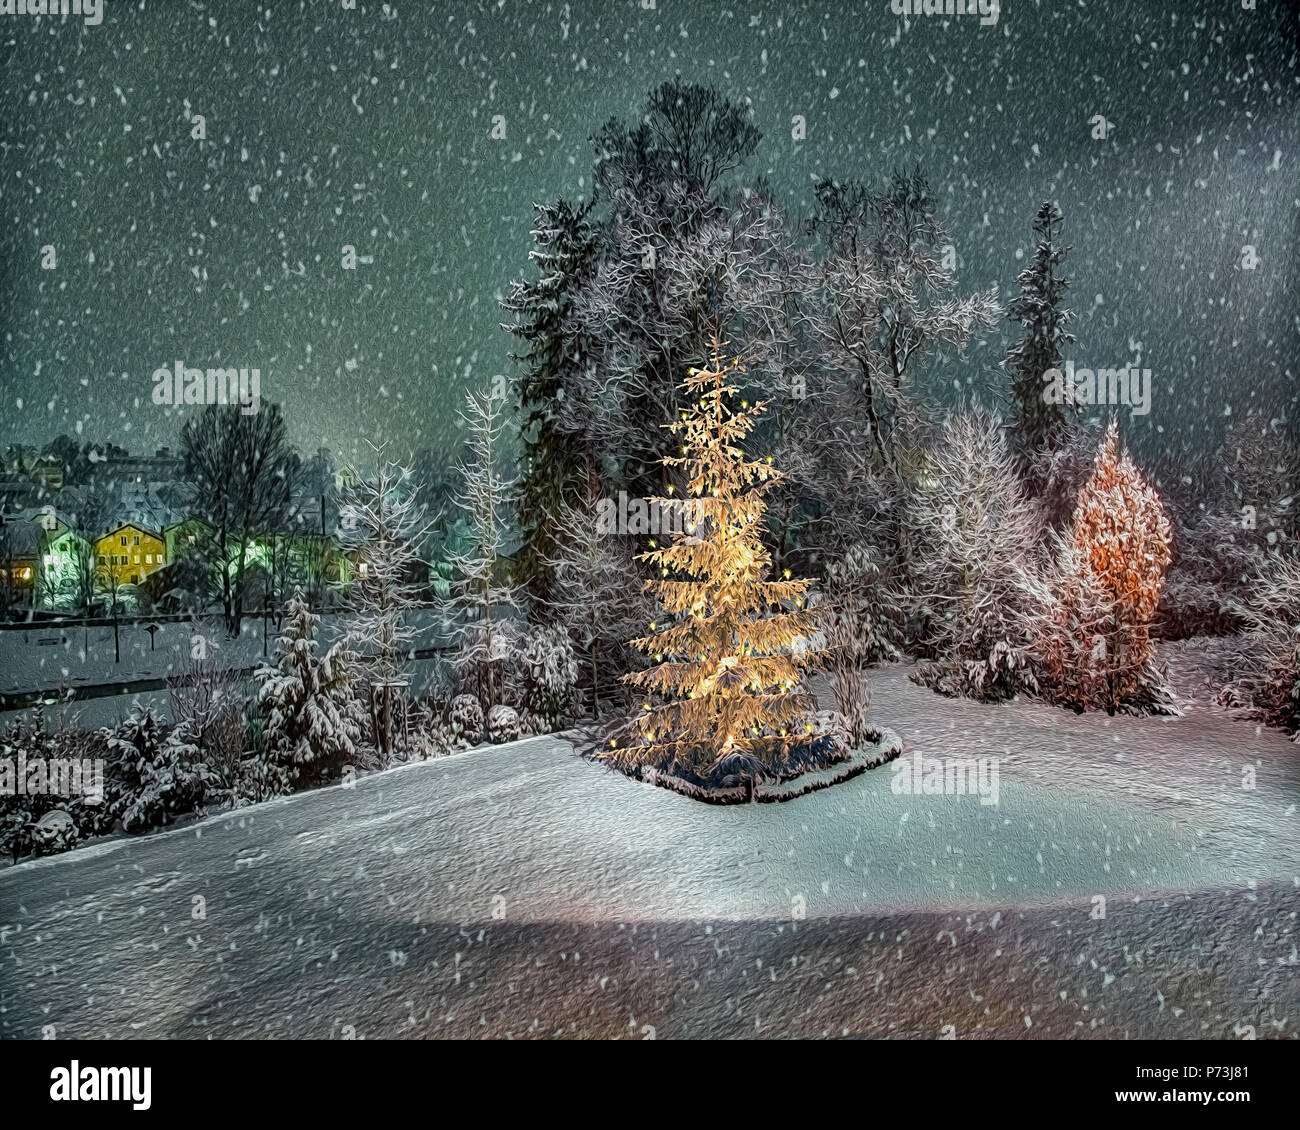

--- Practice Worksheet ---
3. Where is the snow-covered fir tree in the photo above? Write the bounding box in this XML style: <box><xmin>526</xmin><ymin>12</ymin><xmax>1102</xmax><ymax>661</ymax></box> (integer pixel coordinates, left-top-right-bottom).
<box><xmin>501</xmin><ymin>197</ymin><xmax>600</xmax><ymax>605</ymax></box>
<box><xmin>600</xmin><ymin>334</ymin><xmax>827</xmax><ymax>792</ymax></box>
<box><xmin>256</xmin><ymin>586</ymin><xmax>366</xmax><ymax>788</ymax></box>
<box><xmin>1005</xmin><ymin>201</ymin><xmax>1077</xmax><ymax>475</ymax></box>
<box><xmin>442</xmin><ymin>385</ymin><xmax>525</xmax><ymax>710</ymax></box>
<box><xmin>341</xmin><ymin>444</ymin><xmax>432</xmax><ymax>761</ymax></box>
<box><xmin>908</xmin><ymin>410</ymin><xmax>1042</xmax><ymax>701</ymax></box>
<box><xmin>103</xmin><ymin>705</ymin><xmax>213</xmax><ymax>832</ymax></box>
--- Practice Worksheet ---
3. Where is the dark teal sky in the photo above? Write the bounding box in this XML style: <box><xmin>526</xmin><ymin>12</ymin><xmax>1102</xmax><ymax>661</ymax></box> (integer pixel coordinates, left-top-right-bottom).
<box><xmin>1</xmin><ymin>0</ymin><xmax>1296</xmax><ymax>472</ymax></box>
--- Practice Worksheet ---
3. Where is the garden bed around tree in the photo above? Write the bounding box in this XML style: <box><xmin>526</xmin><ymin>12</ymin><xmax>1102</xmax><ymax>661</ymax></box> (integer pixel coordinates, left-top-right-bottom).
<box><xmin>590</xmin><ymin>724</ymin><xmax>904</xmax><ymax>805</ymax></box>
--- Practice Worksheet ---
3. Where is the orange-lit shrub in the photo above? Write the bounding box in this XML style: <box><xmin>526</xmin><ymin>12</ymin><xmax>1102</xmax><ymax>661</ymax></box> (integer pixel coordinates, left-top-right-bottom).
<box><xmin>1038</xmin><ymin>420</ymin><xmax>1172</xmax><ymax>712</ymax></box>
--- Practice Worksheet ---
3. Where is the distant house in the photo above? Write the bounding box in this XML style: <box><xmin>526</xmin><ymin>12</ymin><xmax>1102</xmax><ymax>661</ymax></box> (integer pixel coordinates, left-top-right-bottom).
<box><xmin>24</xmin><ymin>507</ymin><xmax>93</xmax><ymax>607</ymax></box>
<box><xmin>95</xmin><ymin>523</ymin><xmax>168</xmax><ymax>587</ymax></box>
<box><xmin>0</xmin><ymin>517</ymin><xmax>40</xmax><ymax>601</ymax></box>
<box><xmin>164</xmin><ymin>516</ymin><xmax>210</xmax><ymax>562</ymax></box>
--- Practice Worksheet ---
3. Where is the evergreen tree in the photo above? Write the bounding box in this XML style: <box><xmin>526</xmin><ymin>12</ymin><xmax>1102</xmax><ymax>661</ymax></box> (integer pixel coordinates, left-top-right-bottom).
<box><xmin>104</xmin><ymin>705</ymin><xmax>213</xmax><ymax>832</ymax></box>
<box><xmin>442</xmin><ymin>386</ymin><xmax>524</xmax><ymax>710</ymax></box>
<box><xmin>907</xmin><ymin>410</ymin><xmax>1042</xmax><ymax>701</ymax></box>
<box><xmin>600</xmin><ymin>334</ymin><xmax>826</xmax><ymax>790</ymax></box>
<box><xmin>256</xmin><ymin>586</ymin><xmax>366</xmax><ymax>787</ymax></box>
<box><xmin>1006</xmin><ymin>201</ymin><xmax>1077</xmax><ymax>469</ymax></box>
<box><xmin>341</xmin><ymin>445</ymin><xmax>431</xmax><ymax>760</ymax></box>
<box><xmin>1034</xmin><ymin>420</ymin><xmax>1173</xmax><ymax>713</ymax></box>
<box><xmin>501</xmin><ymin>198</ymin><xmax>599</xmax><ymax>603</ymax></box>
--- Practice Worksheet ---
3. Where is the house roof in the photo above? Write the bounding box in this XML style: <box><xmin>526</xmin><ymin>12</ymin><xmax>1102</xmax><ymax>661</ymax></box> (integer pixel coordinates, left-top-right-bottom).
<box><xmin>0</xmin><ymin>518</ymin><xmax>41</xmax><ymax>558</ymax></box>
<box><xmin>97</xmin><ymin>522</ymin><xmax>165</xmax><ymax>543</ymax></box>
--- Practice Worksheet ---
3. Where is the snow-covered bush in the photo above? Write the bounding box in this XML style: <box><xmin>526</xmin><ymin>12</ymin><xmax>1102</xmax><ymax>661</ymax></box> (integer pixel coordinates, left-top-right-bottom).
<box><xmin>822</xmin><ymin>544</ymin><xmax>905</xmax><ymax>664</ymax></box>
<box><xmin>1158</xmin><ymin>508</ymin><xmax>1260</xmax><ymax>638</ymax></box>
<box><xmin>401</xmin><ymin>701</ymin><xmax>455</xmax><ymax>760</ymax></box>
<box><xmin>817</xmin><ymin>544</ymin><xmax>904</xmax><ymax>746</ymax></box>
<box><xmin>1219</xmin><ymin>553</ymin><xmax>1300</xmax><ymax>737</ymax></box>
<box><xmin>449</xmin><ymin>693</ymin><xmax>484</xmax><ymax>745</ymax></box>
<box><xmin>518</xmin><ymin>624</ymin><xmax>580</xmax><ymax>733</ymax></box>
<box><xmin>31</xmin><ymin>809</ymin><xmax>79</xmax><ymax>856</ymax></box>
<box><xmin>1158</xmin><ymin>417</ymin><xmax>1297</xmax><ymax>639</ymax></box>
<box><xmin>256</xmin><ymin>588</ymin><xmax>367</xmax><ymax>789</ymax></box>
<box><xmin>907</xmin><ymin>410</ymin><xmax>1042</xmax><ymax>701</ymax></box>
<box><xmin>106</xmin><ymin>709</ymin><xmax>215</xmax><ymax>832</ymax></box>
<box><xmin>487</xmin><ymin>704</ymin><xmax>521</xmax><ymax>744</ymax></box>
<box><xmin>0</xmin><ymin>712</ymin><xmax>105</xmax><ymax>862</ymax></box>
<box><xmin>167</xmin><ymin>650</ymin><xmax>247</xmax><ymax>796</ymax></box>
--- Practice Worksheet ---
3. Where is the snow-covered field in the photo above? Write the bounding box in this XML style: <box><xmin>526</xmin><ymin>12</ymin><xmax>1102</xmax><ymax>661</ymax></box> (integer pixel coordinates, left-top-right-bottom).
<box><xmin>1</xmin><ymin>663</ymin><xmax>1295</xmax><ymax>1039</ymax></box>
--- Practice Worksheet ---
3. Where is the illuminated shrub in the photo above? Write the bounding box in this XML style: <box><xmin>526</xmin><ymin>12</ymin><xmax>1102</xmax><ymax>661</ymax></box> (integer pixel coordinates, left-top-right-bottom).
<box><xmin>1037</xmin><ymin>420</ymin><xmax>1172</xmax><ymax>712</ymax></box>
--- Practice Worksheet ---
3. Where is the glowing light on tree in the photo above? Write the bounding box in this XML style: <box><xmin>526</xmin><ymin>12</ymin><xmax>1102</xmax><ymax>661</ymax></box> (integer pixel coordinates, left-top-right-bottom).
<box><xmin>599</xmin><ymin>333</ymin><xmax>824</xmax><ymax>786</ymax></box>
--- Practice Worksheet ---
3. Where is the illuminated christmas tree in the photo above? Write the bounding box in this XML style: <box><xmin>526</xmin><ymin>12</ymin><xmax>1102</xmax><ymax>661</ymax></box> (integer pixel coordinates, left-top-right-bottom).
<box><xmin>599</xmin><ymin>334</ymin><xmax>827</xmax><ymax>789</ymax></box>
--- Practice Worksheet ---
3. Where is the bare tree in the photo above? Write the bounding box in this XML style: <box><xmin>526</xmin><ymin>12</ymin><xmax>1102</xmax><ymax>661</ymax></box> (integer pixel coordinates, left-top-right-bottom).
<box><xmin>540</xmin><ymin>487</ymin><xmax>653</xmax><ymax>715</ymax></box>
<box><xmin>805</xmin><ymin>170</ymin><xmax>1001</xmax><ymax>472</ymax></box>
<box><xmin>181</xmin><ymin>403</ymin><xmax>293</xmax><ymax>635</ymax></box>
<box><xmin>168</xmin><ymin>640</ymin><xmax>248</xmax><ymax>797</ymax></box>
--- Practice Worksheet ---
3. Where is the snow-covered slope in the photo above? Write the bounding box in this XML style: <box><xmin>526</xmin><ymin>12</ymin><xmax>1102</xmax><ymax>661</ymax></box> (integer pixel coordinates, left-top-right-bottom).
<box><xmin>2</xmin><ymin>665</ymin><xmax>1297</xmax><ymax>1038</ymax></box>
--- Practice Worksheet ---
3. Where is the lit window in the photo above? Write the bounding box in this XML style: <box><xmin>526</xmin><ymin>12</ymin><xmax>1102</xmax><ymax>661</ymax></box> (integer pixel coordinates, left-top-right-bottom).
<box><xmin>145</xmin><ymin>554</ymin><xmax>152</xmax><ymax>565</ymax></box>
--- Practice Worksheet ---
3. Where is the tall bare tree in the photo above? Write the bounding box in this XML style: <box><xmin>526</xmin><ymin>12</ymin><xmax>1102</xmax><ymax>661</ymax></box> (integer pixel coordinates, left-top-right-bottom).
<box><xmin>181</xmin><ymin>403</ymin><xmax>293</xmax><ymax>635</ymax></box>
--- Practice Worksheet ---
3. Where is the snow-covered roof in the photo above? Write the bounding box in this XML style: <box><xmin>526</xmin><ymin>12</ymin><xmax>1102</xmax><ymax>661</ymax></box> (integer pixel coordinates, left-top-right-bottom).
<box><xmin>0</xmin><ymin>518</ymin><xmax>41</xmax><ymax>558</ymax></box>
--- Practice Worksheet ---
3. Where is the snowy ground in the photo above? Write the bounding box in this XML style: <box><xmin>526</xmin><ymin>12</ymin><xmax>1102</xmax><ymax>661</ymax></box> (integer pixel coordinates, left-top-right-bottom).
<box><xmin>1</xmin><ymin>663</ymin><xmax>1295</xmax><ymax>1039</ymax></box>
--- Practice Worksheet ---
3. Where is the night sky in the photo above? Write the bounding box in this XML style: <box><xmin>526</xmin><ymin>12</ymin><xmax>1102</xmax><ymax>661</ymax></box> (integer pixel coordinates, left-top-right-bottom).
<box><xmin>1</xmin><ymin>0</ymin><xmax>1296</xmax><ymax>471</ymax></box>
